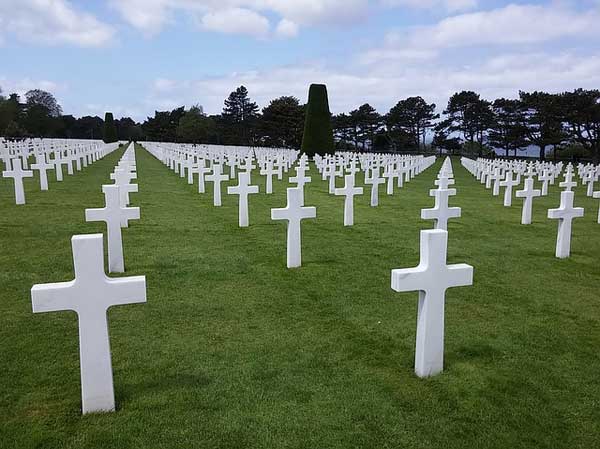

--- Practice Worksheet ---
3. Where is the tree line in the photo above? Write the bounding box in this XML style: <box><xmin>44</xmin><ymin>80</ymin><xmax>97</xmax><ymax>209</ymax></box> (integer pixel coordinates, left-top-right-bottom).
<box><xmin>1</xmin><ymin>85</ymin><xmax>599</xmax><ymax>162</ymax></box>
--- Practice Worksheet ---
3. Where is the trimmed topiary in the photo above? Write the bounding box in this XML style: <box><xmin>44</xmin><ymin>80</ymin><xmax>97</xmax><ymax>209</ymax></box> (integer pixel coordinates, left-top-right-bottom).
<box><xmin>103</xmin><ymin>112</ymin><xmax>118</xmax><ymax>143</ymax></box>
<box><xmin>301</xmin><ymin>84</ymin><xmax>334</xmax><ymax>156</ymax></box>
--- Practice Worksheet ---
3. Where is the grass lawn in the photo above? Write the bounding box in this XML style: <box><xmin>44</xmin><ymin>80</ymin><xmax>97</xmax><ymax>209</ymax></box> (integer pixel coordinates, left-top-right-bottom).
<box><xmin>1</xmin><ymin>145</ymin><xmax>599</xmax><ymax>449</ymax></box>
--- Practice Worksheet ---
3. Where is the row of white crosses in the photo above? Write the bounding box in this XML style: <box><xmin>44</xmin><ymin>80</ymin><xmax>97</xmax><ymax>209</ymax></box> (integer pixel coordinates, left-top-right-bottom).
<box><xmin>462</xmin><ymin>157</ymin><xmax>594</xmax><ymax>258</ymax></box>
<box><xmin>1</xmin><ymin>138</ymin><xmax>121</xmax><ymax>205</ymax></box>
<box><xmin>314</xmin><ymin>152</ymin><xmax>436</xmax><ymax>226</ymax></box>
<box><xmin>31</xmin><ymin>142</ymin><xmax>146</xmax><ymax>415</ymax></box>
<box><xmin>392</xmin><ymin>157</ymin><xmax>473</xmax><ymax>378</ymax></box>
<box><xmin>144</xmin><ymin>144</ymin><xmax>436</xmax><ymax>268</ymax></box>
<box><xmin>144</xmin><ymin>143</ymin><xmax>315</xmax><ymax>267</ymax></box>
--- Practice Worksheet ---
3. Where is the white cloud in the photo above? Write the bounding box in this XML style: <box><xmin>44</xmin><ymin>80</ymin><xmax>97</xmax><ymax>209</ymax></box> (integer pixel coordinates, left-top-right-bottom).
<box><xmin>275</xmin><ymin>19</ymin><xmax>299</xmax><ymax>38</ymax></box>
<box><xmin>0</xmin><ymin>0</ymin><xmax>114</xmax><ymax>47</ymax></box>
<box><xmin>383</xmin><ymin>0</ymin><xmax>477</xmax><ymax>12</ymax></box>
<box><xmin>404</xmin><ymin>3</ymin><xmax>600</xmax><ymax>49</ymax></box>
<box><xmin>200</xmin><ymin>8</ymin><xmax>270</xmax><ymax>37</ymax></box>
<box><xmin>110</xmin><ymin>0</ymin><xmax>369</xmax><ymax>37</ymax></box>
<box><xmin>0</xmin><ymin>77</ymin><xmax>66</xmax><ymax>99</ymax></box>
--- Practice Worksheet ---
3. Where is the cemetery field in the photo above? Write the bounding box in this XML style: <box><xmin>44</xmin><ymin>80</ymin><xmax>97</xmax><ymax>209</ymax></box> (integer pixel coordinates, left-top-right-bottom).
<box><xmin>2</xmin><ymin>146</ymin><xmax>600</xmax><ymax>449</ymax></box>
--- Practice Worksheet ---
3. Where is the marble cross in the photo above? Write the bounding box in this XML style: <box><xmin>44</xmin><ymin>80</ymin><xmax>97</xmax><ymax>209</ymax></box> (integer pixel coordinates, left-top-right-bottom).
<box><xmin>421</xmin><ymin>189</ymin><xmax>460</xmax><ymax>231</ymax></box>
<box><xmin>289</xmin><ymin>165</ymin><xmax>312</xmax><ymax>206</ymax></box>
<box><xmin>559</xmin><ymin>170</ymin><xmax>577</xmax><ymax>191</ymax></box>
<box><xmin>194</xmin><ymin>159</ymin><xmax>211</xmax><ymax>194</ymax></box>
<box><xmin>206</xmin><ymin>164</ymin><xmax>229</xmax><ymax>207</ymax></box>
<box><xmin>110</xmin><ymin>168</ymin><xmax>138</xmax><ymax>211</ymax></box>
<box><xmin>491</xmin><ymin>168</ymin><xmax>503</xmax><ymax>196</ymax></box>
<box><xmin>31</xmin><ymin>156</ymin><xmax>54</xmax><ymax>191</ymax></box>
<box><xmin>499</xmin><ymin>171</ymin><xmax>519</xmax><ymax>207</ymax></box>
<box><xmin>593</xmin><ymin>191</ymin><xmax>600</xmax><ymax>224</ymax></box>
<box><xmin>391</xmin><ymin>229</ymin><xmax>473</xmax><ymax>378</ymax></box>
<box><xmin>335</xmin><ymin>174</ymin><xmax>363</xmax><ymax>226</ymax></box>
<box><xmin>434</xmin><ymin>176</ymin><xmax>455</xmax><ymax>190</ymax></box>
<box><xmin>260</xmin><ymin>160</ymin><xmax>277</xmax><ymax>194</ymax></box>
<box><xmin>85</xmin><ymin>185</ymin><xmax>140</xmax><ymax>273</ymax></box>
<box><xmin>271</xmin><ymin>187</ymin><xmax>316</xmax><ymax>268</ymax></box>
<box><xmin>547</xmin><ymin>191</ymin><xmax>584</xmax><ymax>258</ymax></box>
<box><xmin>31</xmin><ymin>234</ymin><xmax>146</xmax><ymax>414</ymax></box>
<box><xmin>538</xmin><ymin>170</ymin><xmax>552</xmax><ymax>196</ymax></box>
<box><xmin>2</xmin><ymin>158</ymin><xmax>33</xmax><ymax>205</ymax></box>
<box><xmin>227</xmin><ymin>172</ymin><xmax>259</xmax><ymax>227</ymax></box>
<box><xmin>365</xmin><ymin>169</ymin><xmax>385</xmax><ymax>207</ymax></box>
<box><xmin>515</xmin><ymin>178</ymin><xmax>541</xmax><ymax>225</ymax></box>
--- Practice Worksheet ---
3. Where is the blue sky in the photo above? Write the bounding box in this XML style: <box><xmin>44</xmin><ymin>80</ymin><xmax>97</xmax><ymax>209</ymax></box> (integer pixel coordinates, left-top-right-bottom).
<box><xmin>1</xmin><ymin>0</ymin><xmax>599</xmax><ymax>121</ymax></box>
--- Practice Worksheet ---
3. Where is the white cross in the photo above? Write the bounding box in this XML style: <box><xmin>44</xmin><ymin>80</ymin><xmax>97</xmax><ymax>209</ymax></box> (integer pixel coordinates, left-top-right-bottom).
<box><xmin>499</xmin><ymin>171</ymin><xmax>519</xmax><ymax>207</ymax></box>
<box><xmin>383</xmin><ymin>168</ymin><xmax>396</xmax><ymax>195</ymax></box>
<box><xmin>31</xmin><ymin>234</ymin><xmax>146</xmax><ymax>414</ymax></box>
<box><xmin>260</xmin><ymin>160</ymin><xmax>277</xmax><ymax>194</ymax></box>
<box><xmin>2</xmin><ymin>158</ymin><xmax>33</xmax><ymax>205</ymax></box>
<box><xmin>421</xmin><ymin>189</ymin><xmax>460</xmax><ymax>231</ymax></box>
<box><xmin>194</xmin><ymin>159</ymin><xmax>211</xmax><ymax>194</ymax></box>
<box><xmin>559</xmin><ymin>170</ymin><xmax>577</xmax><ymax>191</ymax></box>
<box><xmin>289</xmin><ymin>164</ymin><xmax>312</xmax><ymax>206</ymax></box>
<box><xmin>364</xmin><ymin>169</ymin><xmax>385</xmax><ymax>207</ymax></box>
<box><xmin>491</xmin><ymin>168</ymin><xmax>503</xmax><ymax>196</ymax></box>
<box><xmin>31</xmin><ymin>155</ymin><xmax>54</xmax><ymax>191</ymax></box>
<box><xmin>538</xmin><ymin>170</ymin><xmax>552</xmax><ymax>196</ymax></box>
<box><xmin>327</xmin><ymin>163</ymin><xmax>339</xmax><ymax>194</ymax></box>
<box><xmin>515</xmin><ymin>178</ymin><xmax>541</xmax><ymax>225</ymax></box>
<box><xmin>271</xmin><ymin>187</ymin><xmax>316</xmax><ymax>268</ymax></box>
<box><xmin>434</xmin><ymin>175</ymin><xmax>455</xmax><ymax>190</ymax></box>
<box><xmin>53</xmin><ymin>154</ymin><xmax>70</xmax><ymax>182</ymax></box>
<box><xmin>585</xmin><ymin>171</ymin><xmax>597</xmax><ymax>197</ymax></box>
<box><xmin>335</xmin><ymin>174</ymin><xmax>363</xmax><ymax>226</ymax></box>
<box><xmin>227</xmin><ymin>172</ymin><xmax>259</xmax><ymax>227</ymax></box>
<box><xmin>391</xmin><ymin>229</ymin><xmax>473</xmax><ymax>378</ymax></box>
<box><xmin>206</xmin><ymin>164</ymin><xmax>229</xmax><ymax>207</ymax></box>
<box><xmin>110</xmin><ymin>168</ymin><xmax>138</xmax><ymax>211</ymax></box>
<box><xmin>593</xmin><ymin>191</ymin><xmax>600</xmax><ymax>224</ymax></box>
<box><xmin>85</xmin><ymin>185</ymin><xmax>140</xmax><ymax>273</ymax></box>
<box><xmin>547</xmin><ymin>191</ymin><xmax>584</xmax><ymax>258</ymax></box>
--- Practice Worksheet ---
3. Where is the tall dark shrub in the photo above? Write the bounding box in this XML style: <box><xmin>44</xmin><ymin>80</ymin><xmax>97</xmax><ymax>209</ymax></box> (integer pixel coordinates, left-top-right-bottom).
<box><xmin>103</xmin><ymin>112</ymin><xmax>118</xmax><ymax>143</ymax></box>
<box><xmin>301</xmin><ymin>84</ymin><xmax>334</xmax><ymax>156</ymax></box>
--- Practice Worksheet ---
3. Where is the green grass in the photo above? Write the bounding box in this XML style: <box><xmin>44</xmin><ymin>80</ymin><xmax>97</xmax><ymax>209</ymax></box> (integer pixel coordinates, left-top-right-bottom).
<box><xmin>1</xmin><ymin>145</ymin><xmax>599</xmax><ymax>449</ymax></box>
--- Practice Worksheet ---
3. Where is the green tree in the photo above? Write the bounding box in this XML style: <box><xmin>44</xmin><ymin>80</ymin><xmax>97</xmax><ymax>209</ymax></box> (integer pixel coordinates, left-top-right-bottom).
<box><xmin>0</xmin><ymin>93</ymin><xmax>22</xmax><ymax>135</ymax></box>
<box><xmin>488</xmin><ymin>98</ymin><xmax>528</xmax><ymax>157</ymax></box>
<box><xmin>348</xmin><ymin>104</ymin><xmax>382</xmax><ymax>151</ymax></box>
<box><xmin>432</xmin><ymin>119</ymin><xmax>462</xmax><ymax>155</ymax></box>
<box><xmin>142</xmin><ymin>107</ymin><xmax>186</xmax><ymax>142</ymax></box>
<box><xmin>387</xmin><ymin>96</ymin><xmax>439</xmax><ymax>151</ymax></box>
<box><xmin>560</xmin><ymin>89</ymin><xmax>600</xmax><ymax>163</ymax></box>
<box><xmin>301</xmin><ymin>84</ymin><xmax>335</xmax><ymax>156</ymax></box>
<box><xmin>103</xmin><ymin>112</ymin><xmax>118</xmax><ymax>143</ymax></box>
<box><xmin>222</xmin><ymin>86</ymin><xmax>259</xmax><ymax>145</ymax></box>
<box><xmin>25</xmin><ymin>89</ymin><xmax>62</xmax><ymax>117</ymax></box>
<box><xmin>260</xmin><ymin>96</ymin><xmax>304</xmax><ymax>148</ymax></box>
<box><xmin>519</xmin><ymin>91</ymin><xmax>566</xmax><ymax>160</ymax></box>
<box><xmin>177</xmin><ymin>106</ymin><xmax>216</xmax><ymax>143</ymax></box>
<box><xmin>443</xmin><ymin>91</ymin><xmax>493</xmax><ymax>156</ymax></box>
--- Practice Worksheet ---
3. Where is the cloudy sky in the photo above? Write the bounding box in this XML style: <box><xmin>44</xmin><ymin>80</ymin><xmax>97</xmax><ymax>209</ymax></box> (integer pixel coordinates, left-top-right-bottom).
<box><xmin>1</xmin><ymin>0</ymin><xmax>599</xmax><ymax>121</ymax></box>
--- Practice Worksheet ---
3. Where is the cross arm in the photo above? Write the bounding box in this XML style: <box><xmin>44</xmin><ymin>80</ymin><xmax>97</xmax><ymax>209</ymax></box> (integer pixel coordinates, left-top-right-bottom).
<box><xmin>31</xmin><ymin>281</ymin><xmax>77</xmax><ymax>313</ymax></box>
<box><xmin>446</xmin><ymin>263</ymin><xmax>474</xmax><ymax>289</ymax></box>
<box><xmin>391</xmin><ymin>267</ymin><xmax>428</xmax><ymax>293</ymax></box>
<box><xmin>106</xmin><ymin>275</ymin><xmax>147</xmax><ymax>308</ymax></box>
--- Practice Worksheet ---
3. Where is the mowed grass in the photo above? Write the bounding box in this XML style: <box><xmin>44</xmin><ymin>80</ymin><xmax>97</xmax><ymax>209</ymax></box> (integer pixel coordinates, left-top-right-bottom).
<box><xmin>1</xmin><ymin>145</ymin><xmax>600</xmax><ymax>449</ymax></box>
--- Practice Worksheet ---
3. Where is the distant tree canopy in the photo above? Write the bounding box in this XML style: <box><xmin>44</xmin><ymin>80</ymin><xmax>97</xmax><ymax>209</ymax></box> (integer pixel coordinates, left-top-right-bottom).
<box><xmin>260</xmin><ymin>96</ymin><xmax>305</xmax><ymax>148</ymax></box>
<box><xmin>2</xmin><ymin>83</ymin><xmax>600</xmax><ymax>161</ymax></box>
<box><xmin>176</xmin><ymin>105</ymin><xmax>216</xmax><ymax>144</ymax></box>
